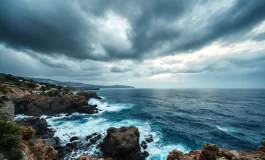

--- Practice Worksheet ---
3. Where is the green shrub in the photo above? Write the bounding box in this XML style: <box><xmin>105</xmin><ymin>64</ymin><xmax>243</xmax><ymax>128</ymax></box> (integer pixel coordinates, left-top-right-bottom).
<box><xmin>27</xmin><ymin>83</ymin><xmax>36</xmax><ymax>88</ymax></box>
<box><xmin>0</xmin><ymin>120</ymin><xmax>23</xmax><ymax>160</ymax></box>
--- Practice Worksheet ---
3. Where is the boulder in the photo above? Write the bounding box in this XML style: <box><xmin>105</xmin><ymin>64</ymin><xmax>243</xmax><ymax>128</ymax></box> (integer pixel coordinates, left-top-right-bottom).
<box><xmin>70</xmin><ymin>136</ymin><xmax>80</xmax><ymax>142</ymax></box>
<box><xmin>101</xmin><ymin>126</ymin><xmax>147</xmax><ymax>160</ymax></box>
<box><xmin>145</xmin><ymin>134</ymin><xmax>154</xmax><ymax>143</ymax></box>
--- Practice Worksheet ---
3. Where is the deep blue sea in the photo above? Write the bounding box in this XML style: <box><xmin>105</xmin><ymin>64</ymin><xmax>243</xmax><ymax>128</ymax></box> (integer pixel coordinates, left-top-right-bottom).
<box><xmin>21</xmin><ymin>89</ymin><xmax>265</xmax><ymax>159</ymax></box>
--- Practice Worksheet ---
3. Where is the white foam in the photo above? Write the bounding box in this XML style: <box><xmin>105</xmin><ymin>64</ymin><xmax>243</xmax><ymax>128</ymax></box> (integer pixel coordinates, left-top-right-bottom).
<box><xmin>14</xmin><ymin>114</ymin><xmax>33</xmax><ymax>121</ymax></box>
<box><xmin>88</xmin><ymin>98</ymin><xmax>133</xmax><ymax>113</ymax></box>
<box><xmin>216</xmin><ymin>125</ymin><xmax>237</xmax><ymax>134</ymax></box>
<box><xmin>45</xmin><ymin>113</ymin><xmax>190</xmax><ymax>160</ymax></box>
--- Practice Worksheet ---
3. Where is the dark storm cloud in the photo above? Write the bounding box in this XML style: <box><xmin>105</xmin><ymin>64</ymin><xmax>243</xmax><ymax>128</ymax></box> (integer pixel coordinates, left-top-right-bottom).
<box><xmin>1</xmin><ymin>0</ymin><xmax>265</xmax><ymax>61</ymax></box>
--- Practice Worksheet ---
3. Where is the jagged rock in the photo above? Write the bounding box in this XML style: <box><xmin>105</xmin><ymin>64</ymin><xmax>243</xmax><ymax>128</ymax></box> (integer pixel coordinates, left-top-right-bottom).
<box><xmin>0</xmin><ymin>96</ymin><xmax>15</xmax><ymax>122</ymax></box>
<box><xmin>66</xmin><ymin>142</ymin><xmax>78</xmax><ymax>149</ymax></box>
<box><xmin>76</xmin><ymin>91</ymin><xmax>102</xmax><ymax>101</ymax></box>
<box><xmin>145</xmin><ymin>134</ymin><xmax>154</xmax><ymax>143</ymax></box>
<box><xmin>13</xmin><ymin>94</ymin><xmax>99</xmax><ymax>116</ymax></box>
<box><xmin>201</xmin><ymin>143</ymin><xmax>219</xmax><ymax>160</ymax></box>
<box><xmin>15</xmin><ymin>116</ymin><xmax>53</xmax><ymax>138</ymax></box>
<box><xmin>90</xmin><ymin>134</ymin><xmax>102</xmax><ymax>144</ymax></box>
<box><xmin>167</xmin><ymin>142</ymin><xmax>265</xmax><ymax>160</ymax></box>
<box><xmin>102</xmin><ymin>126</ymin><xmax>148</xmax><ymax>160</ymax></box>
<box><xmin>29</xmin><ymin>139</ymin><xmax>58</xmax><ymax>160</ymax></box>
<box><xmin>167</xmin><ymin>150</ymin><xmax>183</xmax><ymax>160</ymax></box>
<box><xmin>141</xmin><ymin>141</ymin><xmax>148</xmax><ymax>149</ymax></box>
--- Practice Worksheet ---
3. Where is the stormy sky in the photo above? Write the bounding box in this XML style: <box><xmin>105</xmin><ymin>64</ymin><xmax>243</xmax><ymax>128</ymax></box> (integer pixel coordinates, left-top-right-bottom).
<box><xmin>1</xmin><ymin>0</ymin><xmax>265</xmax><ymax>88</ymax></box>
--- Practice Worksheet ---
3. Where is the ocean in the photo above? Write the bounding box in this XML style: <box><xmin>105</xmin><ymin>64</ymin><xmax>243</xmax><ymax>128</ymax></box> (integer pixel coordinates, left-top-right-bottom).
<box><xmin>24</xmin><ymin>89</ymin><xmax>265</xmax><ymax>159</ymax></box>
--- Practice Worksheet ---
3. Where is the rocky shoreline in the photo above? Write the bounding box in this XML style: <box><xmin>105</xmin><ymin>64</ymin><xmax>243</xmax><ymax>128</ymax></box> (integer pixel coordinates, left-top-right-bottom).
<box><xmin>1</xmin><ymin>90</ymin><xmax>265</xmax><ymax>160</ymax></box>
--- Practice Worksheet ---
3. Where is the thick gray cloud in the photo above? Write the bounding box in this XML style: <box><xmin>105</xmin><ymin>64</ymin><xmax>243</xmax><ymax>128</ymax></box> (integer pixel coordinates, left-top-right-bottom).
<box><xmin>1</xmin><ymin>0</ymin><xmax>265</xmax><ymax>88</ymax></box>
<box><xmin>1</xmin><ymin>0</ymin><xmax>265</xmax><ymax>61</ymax></box>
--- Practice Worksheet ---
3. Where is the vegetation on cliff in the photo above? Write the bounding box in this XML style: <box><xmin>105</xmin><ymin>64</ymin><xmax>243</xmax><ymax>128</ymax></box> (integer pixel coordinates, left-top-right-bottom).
<box><xmin>0</xmin><ymin>120</ymin><xmax>23</xmax><ymax>160</ymax></box>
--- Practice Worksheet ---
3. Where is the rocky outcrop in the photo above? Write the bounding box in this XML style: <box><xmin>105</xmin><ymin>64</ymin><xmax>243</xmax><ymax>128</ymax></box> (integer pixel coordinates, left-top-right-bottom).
<box><xmin>0</xmin><ymin>96</ymin><xmax>15</xmax><ymax>122</ymax></box>
<box><xmin>167</xmin><ymin>142</ymin><xmax>265</xmax><ymax>160</ymax></box>
<box><xmin>16</xmin><ymin>117</ymin><xmax>54</xmax><ymax>139</ymax></box>
<box><xmin>19</xmin><ymin>125</ymin><xmax>58</xmax><ymax>160</ymax></box>
<box><xmin>101</xmin><ymin>126</ymin><xmax>148</xmax><ymax>160</ymax></box>
<box><xmin>76</xmin><ymin>91</ymin><xmax>102</xmax><ymax>101</ymax></box>
<box><xmin>14</xmin><ymin>93</ymin><xmax>99</xmax><ymax>116</ymax></box>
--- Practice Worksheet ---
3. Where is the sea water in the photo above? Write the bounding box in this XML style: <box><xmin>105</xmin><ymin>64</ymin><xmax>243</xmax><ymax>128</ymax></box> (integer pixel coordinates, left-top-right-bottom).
<box><xmin>16</xmin><ymin>89</ymin><xmax>265</xmax><ymax>159</ymax></box>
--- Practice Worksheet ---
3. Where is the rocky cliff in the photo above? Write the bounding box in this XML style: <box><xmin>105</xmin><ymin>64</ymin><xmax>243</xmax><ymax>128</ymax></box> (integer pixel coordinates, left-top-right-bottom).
<box><xmin>0</xmin><ymin>95</ymin><xmax>15</xmax><ymax>122</ymax></box>
<box><xmin>14</xmin><ymin>93</ymin><xmax>100</xmax><ymax>116</ymax></box>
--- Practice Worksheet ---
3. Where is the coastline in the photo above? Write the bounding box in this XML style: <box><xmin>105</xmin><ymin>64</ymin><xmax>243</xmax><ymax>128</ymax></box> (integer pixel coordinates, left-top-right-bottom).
<box><xmin>1</xmin><ymin>88</ymin><xmax>265</xmax><ymax>159</ymax></box>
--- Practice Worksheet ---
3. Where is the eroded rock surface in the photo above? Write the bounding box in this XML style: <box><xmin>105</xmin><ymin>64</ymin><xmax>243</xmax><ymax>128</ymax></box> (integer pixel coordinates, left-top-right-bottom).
<box><xmin>0</xmin><ymin>96</ymin><xmax>15</xmax><ymax>122</ymax></box>
<box><xmin>14</xmin><ymin>94</ymin><xmax>99</xmax><ymax>116</ymax></box>
<box><xmin>167</xmin><ymin>142</ymin><xmax>265</xmax><ymax>160</ymax></box>
<box><xmin>101</xmin><ymin>126</ymin><xmax>148</xmax><ymax>160</ymax></box>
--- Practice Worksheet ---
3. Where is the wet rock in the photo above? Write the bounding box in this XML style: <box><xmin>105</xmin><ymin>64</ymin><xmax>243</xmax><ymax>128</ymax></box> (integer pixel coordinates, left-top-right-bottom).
<box><xmin>141</xmin><ymin>141</ymin><xmax>148</xmax><ymax>149</ymax></box>
<box><xmin>85</xmin><ymin>135</ymin><xmax>93</xmax><ymax>140</ymax></box>
<box><xmin>143</xmin><ymin>151</ymin><xmax>149</xmax><ymax>157</ymax></box>
<box><xmin>102</xmin><ymin>126</ymin><xmax>147</xmax><ymax>160</ymax></box>
<box><xmin>106</xmin><ymin>105</ymin><xmax>111</xmax><ymax>107</ymax></box>
<box><xmin>70</xmin><ymin>136</ymin><xmax>80</xmax><ymax>142</ymax></box>
<box><xmin>90</xmin><ymin>134</ymin><xmax>102</xmax><ymax>144</ymax></box>
<box><xmin>145</xmin><ymin>134</ymin><xmax>154</xmax><ymax>143</ymax></box>
<box><xmin>66</xmin><ymin>142</ymin><xmax>78</xmax><ymax>149</ymax></box>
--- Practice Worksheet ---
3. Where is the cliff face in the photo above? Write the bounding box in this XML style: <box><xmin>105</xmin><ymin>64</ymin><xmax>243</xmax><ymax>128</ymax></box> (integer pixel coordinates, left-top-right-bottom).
<box><xmin>19</xmin><ymin>125</ymin><xmax>58</xmax><ymax>160</ymax></box>
<box><xmin>14</xmin><ymin>94</ymin><xmax>99</xmax><ymax>116</ymax></box>
<box><xmin>0</xmin><ymin>96</ymin><xmax>15</xmax><ymax>122</ymax></box>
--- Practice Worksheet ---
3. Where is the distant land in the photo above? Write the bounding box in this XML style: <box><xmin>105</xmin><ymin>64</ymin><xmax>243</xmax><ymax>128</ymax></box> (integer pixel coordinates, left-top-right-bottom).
<box><xmin>23</xmin><ymin>77</ymin><xmax>135</xmax><ymax>89</ymax></box>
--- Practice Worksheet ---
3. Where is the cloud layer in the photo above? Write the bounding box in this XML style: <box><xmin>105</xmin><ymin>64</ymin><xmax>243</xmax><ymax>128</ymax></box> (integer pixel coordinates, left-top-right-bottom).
<box><xmin>1</xmin><ymin>0</ymin><xmax>265</xmax><ymax>88</ymax></box>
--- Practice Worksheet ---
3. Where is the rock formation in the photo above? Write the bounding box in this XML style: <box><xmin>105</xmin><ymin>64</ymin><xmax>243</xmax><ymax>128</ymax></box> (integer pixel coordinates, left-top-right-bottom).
<box><xmin>167</xmin><ymin>142</ymin><xmax>265</xmax><ymax>160</ymax></box>
<box><xmin>19</xmin><ymin>125</ymin><xmax>58</xmax><ymax>160</ymax></box>
<box><xmin>76</xmin><ymin>91</ymin><xmax>102</xmax><ymax>101</ymax></box>
<box><xmin>0</xmin><ymin>96</ymin><xmax>15</xmax><ymax>122</ymax></box>
<box><xmin>15</xmin><ymin>116</ymin><xmax>54</xmax><ymax>139</ymax></box>
<box><xmin>101</xmin><ymin>126</ymin><xmax>149</xmax><ymax>160</ymax></box>
<box><xmin>14</xmin><ymin>93</ymin><xmax>99</xmax><ymax>116</ymax></box>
